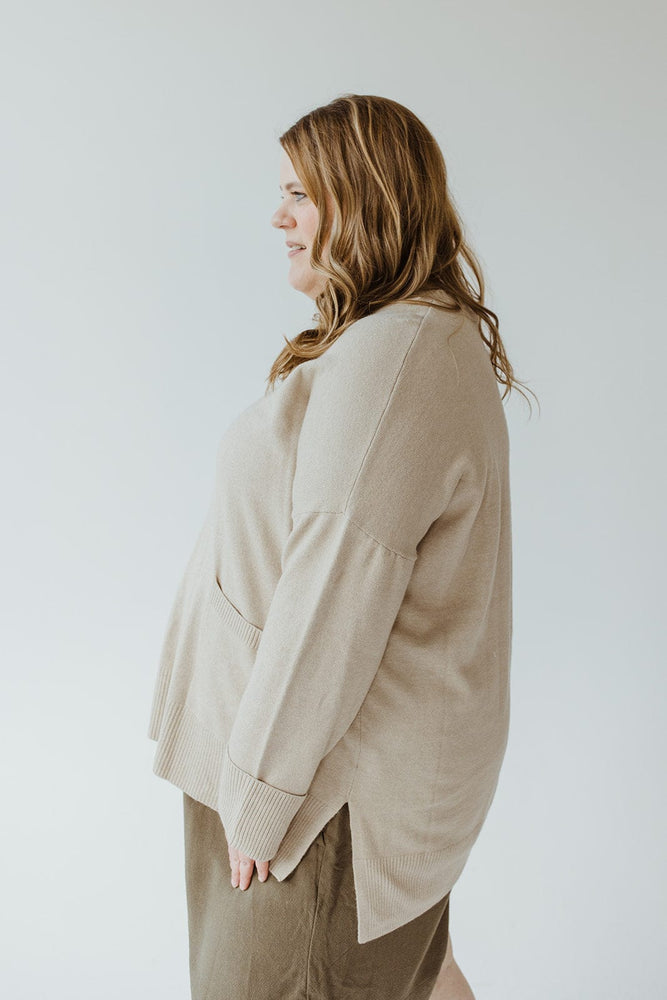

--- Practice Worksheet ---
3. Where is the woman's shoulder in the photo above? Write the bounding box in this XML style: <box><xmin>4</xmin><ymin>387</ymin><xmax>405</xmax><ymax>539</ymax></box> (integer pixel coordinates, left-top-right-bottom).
<box><xmin>314</xmin><ymin>292</ymin><xmax>467</xmax><ymax>404</ymax></box>
<box><xmin>320</xmin><ymin>292</ymin><xmax>460</xmax><ymax>365</ymax></box>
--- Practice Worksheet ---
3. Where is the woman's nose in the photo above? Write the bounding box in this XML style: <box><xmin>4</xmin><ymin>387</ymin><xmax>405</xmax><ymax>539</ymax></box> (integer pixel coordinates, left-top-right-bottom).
<box><xmin>271</xmin><ymin>202</ymin><xmax>294</xmax><ymax>229</ymax></box>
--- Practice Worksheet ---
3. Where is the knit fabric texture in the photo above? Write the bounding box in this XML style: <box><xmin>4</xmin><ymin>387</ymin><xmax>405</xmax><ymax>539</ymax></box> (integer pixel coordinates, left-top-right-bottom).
<box><xmin>147</xmin><ymin>289</ymin><xmax>513</xmax><ymax>944</ymax></box>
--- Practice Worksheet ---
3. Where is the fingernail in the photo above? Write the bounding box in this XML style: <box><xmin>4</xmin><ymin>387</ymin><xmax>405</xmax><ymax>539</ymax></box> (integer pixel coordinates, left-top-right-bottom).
<box><xmin>231</xmin><ymin>878</ymin><xmax>238</xmax><ymax>887</ymax></box>
<box><xmin>258</xmin><ymin>873</ymin><xmax>267</xmax><ymax>882</ymax></box>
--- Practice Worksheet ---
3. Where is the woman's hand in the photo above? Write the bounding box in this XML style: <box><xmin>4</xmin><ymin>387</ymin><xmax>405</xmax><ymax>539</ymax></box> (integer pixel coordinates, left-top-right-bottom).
<box><xmin>228</xmin><ymin>843</ymin><xmax>270</xmax><ymax>889</ymax></box>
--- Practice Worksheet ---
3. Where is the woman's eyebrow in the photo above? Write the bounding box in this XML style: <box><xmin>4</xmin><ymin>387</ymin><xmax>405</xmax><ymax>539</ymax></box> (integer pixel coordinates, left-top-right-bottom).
<box><xmin>279</xmin><ymin>181</ymin><xmax>301</xmax><ymax>191</ymax></box>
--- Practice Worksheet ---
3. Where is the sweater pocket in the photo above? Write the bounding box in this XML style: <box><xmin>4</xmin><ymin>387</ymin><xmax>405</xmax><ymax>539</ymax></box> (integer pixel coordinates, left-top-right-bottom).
<box><xmin>182</xmin><ymin>574</ymin><xmax>264</xmax><ymax>741</ymax></box>
<box><xmin>209</xmin><ymin>575</ymin><xmax>263</xmax><ymax>651</ymax></box>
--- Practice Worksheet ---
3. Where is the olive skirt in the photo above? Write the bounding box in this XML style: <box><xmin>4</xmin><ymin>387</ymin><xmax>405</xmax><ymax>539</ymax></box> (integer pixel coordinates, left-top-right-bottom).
<box><xmin>183</xmin><ymin>792</ymin><xmax>451</xmax><ymax>1000</ymax></box>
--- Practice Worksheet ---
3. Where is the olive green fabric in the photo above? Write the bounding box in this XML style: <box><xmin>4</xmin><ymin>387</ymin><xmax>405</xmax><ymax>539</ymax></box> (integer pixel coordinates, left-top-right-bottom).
<box><xmin>184</xmin><ymin>792</ymin><xmax>450</xmax><ymax>1000</ymax></box>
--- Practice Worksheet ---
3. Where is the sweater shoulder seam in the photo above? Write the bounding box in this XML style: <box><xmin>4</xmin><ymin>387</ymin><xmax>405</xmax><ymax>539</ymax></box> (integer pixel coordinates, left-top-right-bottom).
<box><xmin>340</xmin><ymin>306</ymin><xmax>433</xmax><ymax>514</ymax></box>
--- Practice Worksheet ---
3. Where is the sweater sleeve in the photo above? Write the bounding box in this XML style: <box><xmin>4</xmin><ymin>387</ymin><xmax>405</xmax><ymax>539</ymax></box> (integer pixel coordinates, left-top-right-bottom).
<box><xmin>217</xmin><ymin>311</ymin><xmax>465</xmax><ymax>862</ymax></box>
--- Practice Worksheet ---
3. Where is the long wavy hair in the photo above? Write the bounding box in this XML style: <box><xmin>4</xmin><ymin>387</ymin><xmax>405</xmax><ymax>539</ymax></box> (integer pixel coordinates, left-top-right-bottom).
<box><xmin>268</xmin><ymin>93</ymin><xmax>536</xmax><ymax>411</ymax></box>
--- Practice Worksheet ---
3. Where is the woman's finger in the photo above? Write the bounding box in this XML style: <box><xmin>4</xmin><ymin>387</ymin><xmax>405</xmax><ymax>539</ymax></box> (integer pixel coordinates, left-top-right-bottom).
<box><xmin>228</xmin><ymin>844</ymin><xmax>270</xmax><ymax>890</ymax></box>
<box><xmin>237</xmin><ymin>854</ymin><xmax>254</xmax><ymax>890</ymax></box>
<box><xmin>228</xmin><ymin>845</ymin><xmax>240</xmax><ymax>887</ymax></box>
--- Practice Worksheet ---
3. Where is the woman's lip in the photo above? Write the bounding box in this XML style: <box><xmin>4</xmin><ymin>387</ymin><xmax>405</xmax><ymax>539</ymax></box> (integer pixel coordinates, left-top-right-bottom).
<box><xmin>288</xmin><ymin>246</ymin><xmax>305</xmax><ymax>257</ymax></box>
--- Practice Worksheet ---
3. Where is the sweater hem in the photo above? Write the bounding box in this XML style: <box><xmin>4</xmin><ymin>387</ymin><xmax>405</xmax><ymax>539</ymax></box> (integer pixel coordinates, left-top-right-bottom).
<box><xmin>351</xmin><ymin>840</ymin><xmax>473</xmax><ymax>943</ymax></box>
<box><xmin>149</xmin><ymin>696</ymin><xmax>479</xmax><ymax>944</ymax></box>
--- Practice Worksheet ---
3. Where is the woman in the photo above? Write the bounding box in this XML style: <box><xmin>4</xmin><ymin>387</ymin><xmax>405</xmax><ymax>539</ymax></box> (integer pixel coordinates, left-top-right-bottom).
<box><xmin>148</xmin><ymin>94</ymin><xmax>534</xmax><ymax>999</ymax></box>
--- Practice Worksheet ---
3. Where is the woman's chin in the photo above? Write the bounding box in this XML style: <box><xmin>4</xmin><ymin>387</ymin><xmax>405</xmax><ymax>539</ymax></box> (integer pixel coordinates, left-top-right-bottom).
<box><xmin>287</xmin><ymin>276</ymin><xmax>316</xmax><ymax>300</ymax></box>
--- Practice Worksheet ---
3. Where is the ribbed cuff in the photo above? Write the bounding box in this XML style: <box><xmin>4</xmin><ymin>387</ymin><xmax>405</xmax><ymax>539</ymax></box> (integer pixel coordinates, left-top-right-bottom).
<box><xmin>217</xmin><ymin>744</ymin><xmax>306</xmax><ymax>861</ymax></box>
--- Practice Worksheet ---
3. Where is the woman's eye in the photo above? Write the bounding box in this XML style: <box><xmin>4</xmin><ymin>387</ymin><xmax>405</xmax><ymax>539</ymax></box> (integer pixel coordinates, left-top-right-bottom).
<box><xmin>279</xmin><ymin>191</ymin><xmax>306</xmax><ymax>203</ymax></box>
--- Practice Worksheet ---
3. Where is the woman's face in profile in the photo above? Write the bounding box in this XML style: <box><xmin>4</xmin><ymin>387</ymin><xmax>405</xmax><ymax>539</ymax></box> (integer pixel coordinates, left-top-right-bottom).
<box><xmin>272</xmin><ymin>150</ymin><xmax>329</xmax><ymax>301</ymax></box>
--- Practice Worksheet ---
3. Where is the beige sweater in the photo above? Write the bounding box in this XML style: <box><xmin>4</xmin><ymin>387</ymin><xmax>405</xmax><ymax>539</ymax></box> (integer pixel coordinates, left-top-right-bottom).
<box><xmin>147</xmin><ymin>289</ymin><xmax>513</xmax><ymax>944</ymax></box>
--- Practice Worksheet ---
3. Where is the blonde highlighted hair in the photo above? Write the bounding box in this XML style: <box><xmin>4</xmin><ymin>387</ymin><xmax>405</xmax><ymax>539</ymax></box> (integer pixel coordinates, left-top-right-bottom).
<box><xmin>268</xmin><ymin>93</ymin><xmax>536</xmax><ymax>411</ymax></box>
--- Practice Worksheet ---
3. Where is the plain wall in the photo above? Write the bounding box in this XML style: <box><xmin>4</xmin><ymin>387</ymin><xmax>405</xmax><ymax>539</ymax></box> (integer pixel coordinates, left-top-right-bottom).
<box><xmin>1</xmin><ymin>1</ymin><xmax>665</xmax><ymax>997</ymax></box>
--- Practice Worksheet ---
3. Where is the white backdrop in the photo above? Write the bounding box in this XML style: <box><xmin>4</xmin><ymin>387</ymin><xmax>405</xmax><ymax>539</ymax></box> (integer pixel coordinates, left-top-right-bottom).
<box><xmin>1</xmin><ymin>2</ymin><xmax>665</xmax><ymax>997</ymax></box>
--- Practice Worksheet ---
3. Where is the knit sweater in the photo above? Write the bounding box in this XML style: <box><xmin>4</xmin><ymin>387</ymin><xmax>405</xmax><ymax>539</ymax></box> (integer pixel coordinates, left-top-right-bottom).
<box><xmin>147</xmin><ymin>288</ymin><xmax>513</xmax><ymax>944</ymax></box>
